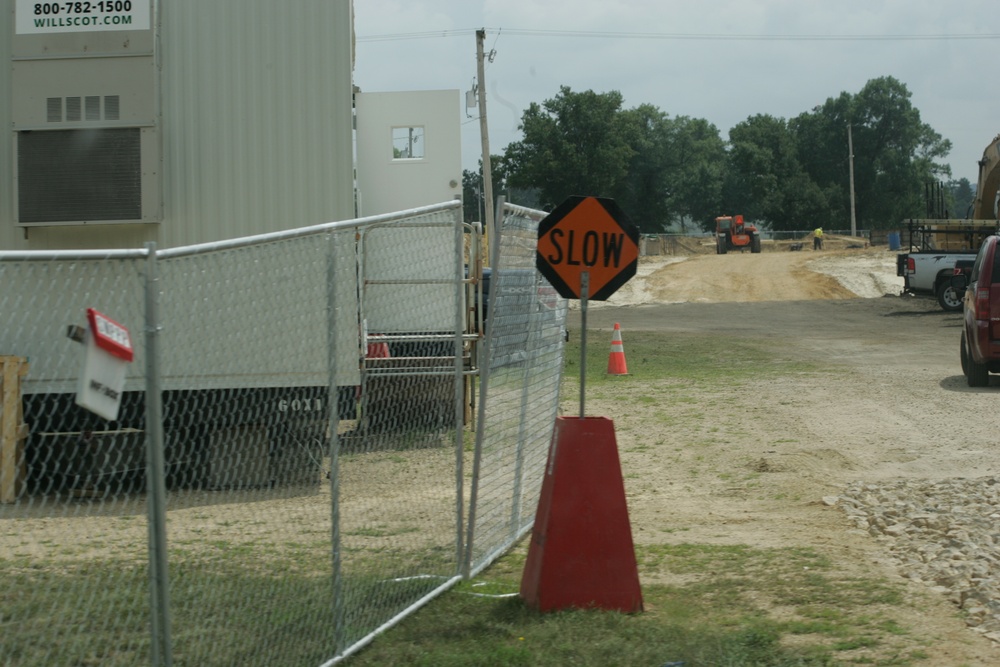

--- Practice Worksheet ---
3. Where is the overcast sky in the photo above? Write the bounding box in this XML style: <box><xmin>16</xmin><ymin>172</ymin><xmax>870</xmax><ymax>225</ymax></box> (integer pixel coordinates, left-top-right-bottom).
<box><xmin>353</xmin><ymin>0</ymin><xmax>998</xmax><ymax>186</ymax></box>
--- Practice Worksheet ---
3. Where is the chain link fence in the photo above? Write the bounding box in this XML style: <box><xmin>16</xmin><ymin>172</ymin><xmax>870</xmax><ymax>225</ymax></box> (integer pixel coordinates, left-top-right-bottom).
<box><xmin>0</xmin><ymin>199</ymin><xmax>568</xmax><ymax>666</ymax></box>
<box><xmin>465</xmin><ymin>202</ymin><xmax>568</xmax><ymax>575</ymax></box>
<box><xmin>2</xmin><ymin>252</ymin><xmax>150</xmax><ymax>666</ymax></box>
<box><xmin>640</xmin><ymin>230</ymin><xmax>875</xmax><ymax>255</ymax></box>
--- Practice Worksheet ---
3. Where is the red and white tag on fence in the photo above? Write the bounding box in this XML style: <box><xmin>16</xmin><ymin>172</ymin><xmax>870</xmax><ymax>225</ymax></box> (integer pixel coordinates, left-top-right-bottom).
<box><xmin>75</xmin><ymin>308</ymin><xmax>134</xmax><ymax>421</ymax></box>
<box><xmin>87</xmin><ymin>308</ymin><xmax>134</xmax><ymax>362</ymax></box>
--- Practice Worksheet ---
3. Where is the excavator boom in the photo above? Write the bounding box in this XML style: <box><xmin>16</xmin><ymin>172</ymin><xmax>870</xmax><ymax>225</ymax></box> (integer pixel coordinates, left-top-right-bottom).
<box><xmin>972</xmin><ymin>134</ymin><xmax>1000</xmax><ymax>221</ymax></box>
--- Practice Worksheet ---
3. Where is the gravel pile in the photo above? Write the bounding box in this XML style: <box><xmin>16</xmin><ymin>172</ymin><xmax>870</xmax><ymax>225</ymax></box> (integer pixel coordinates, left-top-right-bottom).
<box><xmin>830</xmin><ymin>478</ymin><xmax>1000</xmax><ymax>642</ymax></box>
<box><xmin>807</xmin><ymin>252</ymin><xmax>902</xmax><ymax>299</ymax></box>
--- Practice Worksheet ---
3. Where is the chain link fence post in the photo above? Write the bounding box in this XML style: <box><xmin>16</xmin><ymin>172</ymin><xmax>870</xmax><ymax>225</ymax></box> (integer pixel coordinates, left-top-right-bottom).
<box><xmin>144</xmin><ymin>241</ymin><xmax>173</xmax><ymax>667</ymax></box>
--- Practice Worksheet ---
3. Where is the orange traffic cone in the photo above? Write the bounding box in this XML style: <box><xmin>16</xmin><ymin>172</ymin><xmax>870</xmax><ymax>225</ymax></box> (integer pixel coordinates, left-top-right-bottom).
<box><xmin>366</xmin><ymin>341</ymin><xmax>391</xmax><ymax>358</ymax></box>
<box><xmin>360</xmin><ymin>340</ymin><xmax>391</xmax><ymax>401</ymax></box>
<box><xmin>607</xmin><ymin>323</ymin><xmax>628</xmax><ymax>375</ymax></box>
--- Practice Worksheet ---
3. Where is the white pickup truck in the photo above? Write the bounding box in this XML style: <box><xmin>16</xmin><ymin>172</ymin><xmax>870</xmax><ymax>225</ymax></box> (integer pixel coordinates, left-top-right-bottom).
<box><xmin>896</xmin><ymin>219</ymin><xmax>996</xmax><ymax>311</ymax></box>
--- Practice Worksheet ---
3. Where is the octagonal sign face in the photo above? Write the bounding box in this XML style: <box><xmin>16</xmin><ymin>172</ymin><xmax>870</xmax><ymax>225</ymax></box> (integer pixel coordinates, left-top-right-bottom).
<box><xmin>536</xmin><ymin>196</ymin><xmax>639</xmax><ymax>300</ymax></box>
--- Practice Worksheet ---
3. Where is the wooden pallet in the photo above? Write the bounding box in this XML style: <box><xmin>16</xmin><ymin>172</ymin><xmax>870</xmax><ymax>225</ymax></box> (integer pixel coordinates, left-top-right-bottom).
<box><xmin>1</xmin><ymin>356</ymin><xmax>30</xmax><ymax>503</ymax></box>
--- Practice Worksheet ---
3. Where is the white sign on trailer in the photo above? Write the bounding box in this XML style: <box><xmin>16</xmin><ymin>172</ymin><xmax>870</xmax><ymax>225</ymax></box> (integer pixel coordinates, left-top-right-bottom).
<box><xmin>15</xmin><ymin>0</ymin><xmax>151</xmax><ymax>35</ymax></box>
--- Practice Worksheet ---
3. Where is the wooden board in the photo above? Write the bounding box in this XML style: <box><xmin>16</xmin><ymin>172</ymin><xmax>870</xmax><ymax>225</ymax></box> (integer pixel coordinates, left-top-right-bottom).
<box><xmin>1</xmin><ymin>356</ymin><xmax>29</xmax><ymax>503</ymax></box>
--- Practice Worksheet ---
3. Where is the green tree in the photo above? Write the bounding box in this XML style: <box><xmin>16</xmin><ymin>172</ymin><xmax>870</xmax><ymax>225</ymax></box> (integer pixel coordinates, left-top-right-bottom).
<box><xmin>789</xmin><ymin>93</ymin><xmax>854</xmax><ymax>229</ymax></box>
<box><xmin>502</xmin><ymin>87</ymin><xmax>725</xmax><ymax>233</ymax></box>
<box><xmin>949</xmin><ymin>177</ymin><xmax>975</xmax><ymax>218</ymax></box>
<box><xmin>497</xmin><ymin>76</ymin><xmax>953</xmax><ymax>234</ymax></box>
<box><xmin>617</xmin><ymin>103</ymin><xmax>673</xmax><ymax>230</ymax></box>
<box><xmin>850</xmin><ymin>76</ymin><xmax>951</xmax><ymax>228</ymax></box>
<box><xmin>663</xmin><ymin>116</ymin><xmax>726</xmax><ymax>231</ymax></box>
<box><xmin>724</xmin><ymin>114</ymin><xmax>827</xmax><ymax>231</ymax></box>
<box><xmin>462</xmin><ymin>168</ymin><xmax>483</xmax><ymax>223</ymax></box>
<box><xmin>462</xmin><ymin>156</ymin><xmax>518</xmax><ymax>223</ymax></box>
<box><xmin>793</xmin><ymin>77</ymin><xmax>952</xmax><ymax>230</ymax></box>
<box><xmin>504</xmin><ymin>87</ymin><xmax>635</xmax><ymax>210</ymax></box>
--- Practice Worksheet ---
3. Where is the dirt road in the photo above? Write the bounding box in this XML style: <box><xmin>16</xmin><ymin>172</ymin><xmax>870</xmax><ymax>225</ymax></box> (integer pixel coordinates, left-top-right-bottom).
<box><xmin>565</xmin><ymin>246</ymin><xmax>1000</xmax><ymax>664</ymax></box>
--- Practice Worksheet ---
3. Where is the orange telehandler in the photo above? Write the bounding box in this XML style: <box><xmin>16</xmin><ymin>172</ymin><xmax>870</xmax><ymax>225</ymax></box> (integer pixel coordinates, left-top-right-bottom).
<box><xmin>715</xmin><ymin>215</ymin><xmax>762</xmax><ymax>254</ymax></box>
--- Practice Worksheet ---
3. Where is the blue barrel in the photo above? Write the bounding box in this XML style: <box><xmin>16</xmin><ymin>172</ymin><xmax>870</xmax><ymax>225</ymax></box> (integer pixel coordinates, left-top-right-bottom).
<box><xmin>888</xmin><ymin>232</ymin><xmax>901</xmax><ymax>250</ymax></box>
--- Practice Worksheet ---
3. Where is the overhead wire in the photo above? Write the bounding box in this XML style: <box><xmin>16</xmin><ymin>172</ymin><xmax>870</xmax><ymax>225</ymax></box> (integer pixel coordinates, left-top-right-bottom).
<box><xmin>356</xmin><ymin>27</ymin><xmax>1000</xmax><ymax>43</ymax></box>
<box><xmin>490</xmin><ymin>28</ymin><xmax>1000</xmax><ymax>42</ymax></box>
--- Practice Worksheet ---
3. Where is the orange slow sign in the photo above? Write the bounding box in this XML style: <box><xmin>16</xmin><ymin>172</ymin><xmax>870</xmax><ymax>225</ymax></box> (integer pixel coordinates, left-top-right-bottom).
<box><xmin>536</xmin><ymin>196</ymin><xmax>639</xmax><ymax>300</ymax></box>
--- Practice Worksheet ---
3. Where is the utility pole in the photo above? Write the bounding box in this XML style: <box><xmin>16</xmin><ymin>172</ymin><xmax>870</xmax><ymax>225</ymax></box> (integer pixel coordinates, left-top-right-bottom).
<box><xmin>476</xmin><ymin>29</ymin><xmax>496</xmax><ymax>265</ymax></box>
<box><xmin>848</xmin><ymin>124</ymin><xmax>857</xmax><ymax>236</ymax></box>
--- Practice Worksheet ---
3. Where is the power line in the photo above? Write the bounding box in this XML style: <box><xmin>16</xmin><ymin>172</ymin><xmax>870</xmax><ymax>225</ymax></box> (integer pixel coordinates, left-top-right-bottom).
<box><xmin>357</xmin><ymin>27</ymin><xmax>1000</xmax><ymax>43</ymax></box>
<box><xmin>356</xmin><ymin>29</ymin><xmax>472</xmax><ymax>42</ymax></box>
<box><xmin>495</xmin><ymin>28</ymin><xmax>1000</xmax><ymax>42</ymax></box>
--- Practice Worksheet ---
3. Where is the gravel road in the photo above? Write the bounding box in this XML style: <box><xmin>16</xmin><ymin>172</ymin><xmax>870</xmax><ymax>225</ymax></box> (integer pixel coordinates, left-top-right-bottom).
<box><xmin>564</xmin><ymin>246</ymin><xmax>1000</xmax><ymax>664</ymax></box>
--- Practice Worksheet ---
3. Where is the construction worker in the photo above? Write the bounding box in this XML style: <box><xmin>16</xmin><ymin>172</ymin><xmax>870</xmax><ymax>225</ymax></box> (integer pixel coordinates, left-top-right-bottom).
<box><xmin>813</xmin><ymin>227</ymin><xmax>824</xmax><ymax>250</ymax></box>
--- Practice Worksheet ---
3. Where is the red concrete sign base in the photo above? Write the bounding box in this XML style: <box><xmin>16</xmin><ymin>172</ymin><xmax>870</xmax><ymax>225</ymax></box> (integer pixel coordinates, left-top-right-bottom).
<box><xmin>520</xmin><ymin>416</ymin><xmax>643</xmax><ymax>613</ymax></box>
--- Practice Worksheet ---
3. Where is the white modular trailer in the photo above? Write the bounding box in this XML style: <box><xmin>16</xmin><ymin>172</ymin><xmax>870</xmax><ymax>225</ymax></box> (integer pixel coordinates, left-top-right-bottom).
<box><xmin>0</xmin><ymin>0</ymin><xmax>468</xmax><ymax>408</ymax></box>
<box><xmin>0</xmin><ymin>0</ymin><xmax>356</xmax><ymax>251</ymax></box>
<box><xmin>0</xmin><ymin>2</ymin><xmax>476</xmax><ymax>493</ymax></box>
<box><xmin>355</xmin><ymin>90</ymin><xmax>464</xmax><ymax>217</ymax></box>
<box><xmin>0</xmin><ymin>202</ymin><xmax>470</xmax><ymax>494</ymax></box>
<box><xmin>1</xmin><ymin>202</ymin><xmax>466</xmax><ymax>395</ymax></box>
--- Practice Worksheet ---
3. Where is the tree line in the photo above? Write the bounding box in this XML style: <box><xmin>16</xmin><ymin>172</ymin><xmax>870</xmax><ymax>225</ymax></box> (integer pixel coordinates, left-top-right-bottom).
<box><xmin>463</xmin><ymin>76</ymin><xmax>975</xmax><ymax>233</ymax></box>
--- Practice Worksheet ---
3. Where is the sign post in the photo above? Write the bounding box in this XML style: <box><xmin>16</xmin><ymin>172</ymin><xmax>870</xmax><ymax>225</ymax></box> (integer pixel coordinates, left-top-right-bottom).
<box><xmin>536</xmin><ymin>195</ymin><xmax>639</xmax><ymax>414</ymax></box>
<box><xmin>523</xmin><ymin>195</ymin><xmax>643</xmax><ymax>614</ymax></box>
<box><xmin>579</xmin><ymin>271</ymin><xmax>588</xmax><ymax>416</ymax></box>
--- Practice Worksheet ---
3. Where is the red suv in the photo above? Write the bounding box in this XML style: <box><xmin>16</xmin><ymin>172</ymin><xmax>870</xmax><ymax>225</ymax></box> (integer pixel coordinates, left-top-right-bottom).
<box><xmin>959</xmin><ymin>234</ymin><xmax>1000</xmax><ymax>386</ymax></box>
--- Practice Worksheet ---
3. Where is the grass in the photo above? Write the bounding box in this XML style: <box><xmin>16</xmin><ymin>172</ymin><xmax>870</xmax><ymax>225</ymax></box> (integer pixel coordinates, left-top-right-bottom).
<box><xmin>2</xmin><ymin>555</ymin><xmax>451</xmax><ymax>667</ymax></box>
<box><xmin>563</xmin><ymin>328</ymin><xmax>824</xmax><ymax>386</ymax></box>
<box><xmin>1</xmin><ymin>330</ymin><xmax>951</xmax><ymax>666</ymax></box>
<box><xmin>342</xmin><ymin>330</ymin><xmax>944</xmax><ymax>666</ymax></box>
<box><xmin>347</xmin><ymin>542</ymin><xmax>922</xmax><ymax>667</ymax></box>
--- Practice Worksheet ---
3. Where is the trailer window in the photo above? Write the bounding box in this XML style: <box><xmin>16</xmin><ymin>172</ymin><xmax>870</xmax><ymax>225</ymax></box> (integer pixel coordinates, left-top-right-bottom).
<box><xmin>392</xmin><ymin>126</ymin><xmax>425</xmax><ymax>160</ymax></box>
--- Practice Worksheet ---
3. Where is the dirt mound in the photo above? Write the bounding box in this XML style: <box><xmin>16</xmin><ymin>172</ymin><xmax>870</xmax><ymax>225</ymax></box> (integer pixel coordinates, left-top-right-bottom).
<box><xmin>584</xmin><ymin>245</ymin><xmax>902</xmax><ymax>308</ymax></box>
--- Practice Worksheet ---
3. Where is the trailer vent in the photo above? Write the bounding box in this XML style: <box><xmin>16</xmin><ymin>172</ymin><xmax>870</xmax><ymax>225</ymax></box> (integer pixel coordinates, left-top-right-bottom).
<box><xmin>66</xmin><ymin>97</ymin><xmax>81</xmax><ymax>122</ymax></box>
<box><xmin>85</xmin><ymin>96</ymin><xmax>100</xmax><ymax>121</ymax></box>
<box><xmin>17</xmin><ymin>128</ymin><xmax>142</xmax><ymax>223</ymax></box>
<box><xmin>105</xmin><ymin>96</ymin><xmax>120</xmax><ymax>121</ymax></box>
<box><xmin>46</xmin><ymin>98</ymin><xmax>61</xmax><ymax>123</ymax></box>
<box><xmin>45</xmin><ymin>96</ymin><xmax>122</xmax><ymax>123</ymax></box>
